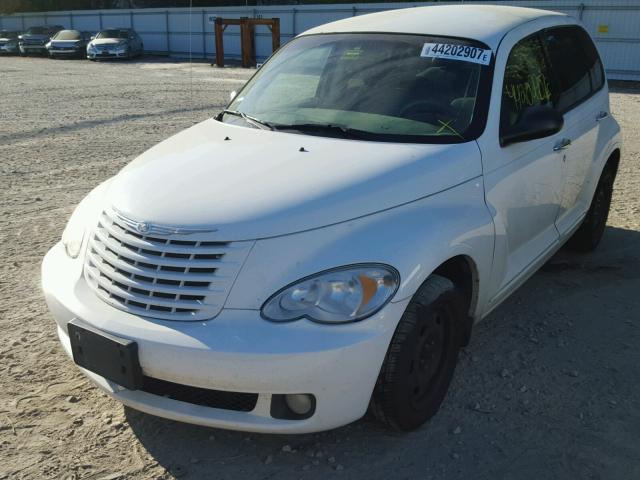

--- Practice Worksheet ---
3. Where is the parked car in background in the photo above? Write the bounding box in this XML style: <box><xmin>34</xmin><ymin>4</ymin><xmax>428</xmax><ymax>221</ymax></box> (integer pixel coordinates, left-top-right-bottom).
<box><xmin>0</xmin><ymin>30</ymin><xmax>20</xmax><ymax>54</ymax></box>
<box><xmin>47</xmin><ymin>30</ymin><xmax>92</xmax><ymax>59</ymax></box>
<box><xmin>43</xmin><ymin>5</ymin><xmax>621</xmax><ymax>434</ymax></box>
<box><xmin>86</xmin><ymin>28</ymin><xmax>143</xmax><ymax>60</ymax></box>
<box><xmin>19</xmin><ymin>25</ymin><xmax>63</xmax><ymax>56</ymax></box>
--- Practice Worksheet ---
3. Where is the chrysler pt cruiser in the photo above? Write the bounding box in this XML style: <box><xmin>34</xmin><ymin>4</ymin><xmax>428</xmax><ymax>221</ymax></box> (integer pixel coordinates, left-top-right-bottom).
<box><xmin>42</xmin><ymin>5</ymin><xmax>621</xmax><ymax>432</ymax></box>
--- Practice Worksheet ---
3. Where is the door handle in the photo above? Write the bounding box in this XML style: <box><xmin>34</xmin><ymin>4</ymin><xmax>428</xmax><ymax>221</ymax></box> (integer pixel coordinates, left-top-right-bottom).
<box><xmin>596</xmin><ymin>111</ymin><xmax>609</xmax><ymax>121</ymax></box>
<box><xmin>553</xmin><ymin>138</ymin><xmax>571</xmax><ymax>151</ymax></box>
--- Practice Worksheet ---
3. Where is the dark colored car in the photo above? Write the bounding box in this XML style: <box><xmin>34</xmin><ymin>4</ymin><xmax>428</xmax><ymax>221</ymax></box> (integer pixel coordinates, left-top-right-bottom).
<box><xmin>19</xmin><ymin>25</ymin><xmax>64</xmax><ymax>56</ymax></box>
<box><xmin>0</xmin><ymin>30</ymin><xmax>20</xmax><ymax>54</ymax></box>
<box><xmin>47</xmin><ymin>30</ymin><xmax>93</xmax><ymax>59</ymax></box>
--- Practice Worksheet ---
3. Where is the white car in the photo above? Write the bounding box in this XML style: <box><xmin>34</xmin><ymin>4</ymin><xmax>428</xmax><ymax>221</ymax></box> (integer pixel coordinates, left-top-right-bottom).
<box><xmin>42</xmin><ymin>5</ymin><xmax>621</xmax><ymax>433</ymax></box>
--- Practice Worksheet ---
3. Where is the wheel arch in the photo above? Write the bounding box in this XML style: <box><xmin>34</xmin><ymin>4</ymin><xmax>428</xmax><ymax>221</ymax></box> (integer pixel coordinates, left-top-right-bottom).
<box><xmin>426</xmin><ymin>254</ymin><xmax>479</xmax><ymax>346</ymax></box>
<box><xmin>605</xmin><ymin>147</ymin><xmax>621</xmax><ymax>176</ymax></box>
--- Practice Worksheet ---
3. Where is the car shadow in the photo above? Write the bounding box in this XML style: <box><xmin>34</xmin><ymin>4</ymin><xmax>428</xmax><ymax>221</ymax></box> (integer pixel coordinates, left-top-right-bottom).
<box><xmin>125</xmin><ymin>225</ymin><xmax>640</xmax><ymax>479</ymax></box>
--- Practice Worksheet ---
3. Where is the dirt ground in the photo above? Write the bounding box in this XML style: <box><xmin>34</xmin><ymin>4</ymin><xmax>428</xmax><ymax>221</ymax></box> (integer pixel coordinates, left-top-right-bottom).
<box><xmin>1</xmin><ymin>56</ymin><xmax>639</xmax><ymax>480</ymax></box>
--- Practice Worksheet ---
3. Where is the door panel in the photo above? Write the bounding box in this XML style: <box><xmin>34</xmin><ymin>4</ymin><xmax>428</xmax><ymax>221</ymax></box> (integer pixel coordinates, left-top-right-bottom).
<box><xmin>554</xmin><ymin>102</ymin><xmax>599</xmax><ymax>234</ymax></box>
<box><xmin>484</xmin><ymin>136</ymin><xmax>563</xmax><ymax>294</ymax></box>
<box><xmin>484</xmin><ymin>32</ymin><xmax>564</xmax><ymax>298</ymax></box>
<box><xmin>542</xmin><ymin>25</ymin><xmax>608</xmax><ymax>235</ymax></box>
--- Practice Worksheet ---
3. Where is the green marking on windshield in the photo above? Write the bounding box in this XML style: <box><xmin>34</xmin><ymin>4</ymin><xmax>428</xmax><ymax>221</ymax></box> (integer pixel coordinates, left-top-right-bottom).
<box><xmin>436</xmin><ymin>120</ymin><xmax>465</xmax><ymax>140</ymax></box>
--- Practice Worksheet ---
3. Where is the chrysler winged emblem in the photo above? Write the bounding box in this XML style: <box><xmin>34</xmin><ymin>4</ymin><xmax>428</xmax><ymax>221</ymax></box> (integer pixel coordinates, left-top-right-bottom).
<box><xmin>112</xmin><ymin>208</ymin><xmax>217</xmax><ymax>236</ymax></box>
<box><xmin>136</xmin><ymin>222</ymin><xmax>150</xmax><ymax>234</ymax></box>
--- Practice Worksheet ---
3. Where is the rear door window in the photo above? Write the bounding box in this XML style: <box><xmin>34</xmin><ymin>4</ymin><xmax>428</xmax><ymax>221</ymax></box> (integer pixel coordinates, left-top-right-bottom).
<box><xmin>543</xmin><ymin>26</ymin><xmax>604</xmax><ymax>112</ymax></box>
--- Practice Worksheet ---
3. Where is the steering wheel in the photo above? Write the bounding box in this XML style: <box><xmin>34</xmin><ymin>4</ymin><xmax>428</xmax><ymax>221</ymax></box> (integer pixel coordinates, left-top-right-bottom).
<box><xmin>399</xmin><ymin>100</ymin><xmax>457</xmax><ymax>124</ymax></box>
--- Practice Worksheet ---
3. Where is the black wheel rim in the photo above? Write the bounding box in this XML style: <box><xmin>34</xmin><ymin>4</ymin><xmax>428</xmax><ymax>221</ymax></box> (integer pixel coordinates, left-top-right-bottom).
<box><xmin>409</xmin><ymin>307</ymin><xmax>448</xmax><ymax>410</ymax></box>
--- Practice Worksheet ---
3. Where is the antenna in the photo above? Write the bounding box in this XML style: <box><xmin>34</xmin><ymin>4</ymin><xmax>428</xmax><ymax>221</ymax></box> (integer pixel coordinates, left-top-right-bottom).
<box><xmin>189</xmin><ymin>0</ymin><xmax>193</xmax><ymax>107</ymax></box>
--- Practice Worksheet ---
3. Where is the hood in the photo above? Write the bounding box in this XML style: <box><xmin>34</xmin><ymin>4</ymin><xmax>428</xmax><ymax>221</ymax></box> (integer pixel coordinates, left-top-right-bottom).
<box><xmin>21</xmin><ymin>34</ymin><xmax>50</xmax><ymax>40</ymax></box>
<box><xmin>51</xmin><ymin>39</ymin><xmax>81</xmax><ymax>46</ymax></box>
<box><xmin>51</xmin><ymin>39</ymin><xmax>80</xmax><ymax>44</ymax></box>
<box><xmin>106</xmin><ymin>119</ymin><xmax>482</xmax><ymax>241</ymax></box>
<box><xmin>92</xmin><ymin>38</ymin><xmax>126</xmax><ymax>46</ymax></box>
<box><xmin>0</xmin><ymin>37</ymin><xmax>17</xmax><ymax>42</ymax></box>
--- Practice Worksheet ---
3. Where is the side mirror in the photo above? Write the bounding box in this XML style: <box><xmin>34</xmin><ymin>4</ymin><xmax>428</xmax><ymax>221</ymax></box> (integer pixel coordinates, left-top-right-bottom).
<box><xmin>500</xmin><ymin>105</ymin><xmax>563</xmax><ymax>147</ymax></box>
<box><xmin>229</xmin><ymin>90</ymin><xmax>237</xmax><ymax>101</ymax></box>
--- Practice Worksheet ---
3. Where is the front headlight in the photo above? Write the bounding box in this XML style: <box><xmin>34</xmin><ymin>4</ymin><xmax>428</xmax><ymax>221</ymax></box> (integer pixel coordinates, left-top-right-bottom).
<box><xmin>61</xmin><ymin>179</ymin><xmax>111</xmax><ymax>259</ymax></box>
<box><xmin>261</xmin><ymin>264</ymin><xmax>399</xmax><ymax>324</ymax></box>
<box><xmin>45</xmin><ymin>42</ymin><xmax>51</xmax><ymax>49</ymax></box>
<box><xmin>62</xmin><ymin>214</ymin><xmax>85</xmax><ymax>259</ymax></box>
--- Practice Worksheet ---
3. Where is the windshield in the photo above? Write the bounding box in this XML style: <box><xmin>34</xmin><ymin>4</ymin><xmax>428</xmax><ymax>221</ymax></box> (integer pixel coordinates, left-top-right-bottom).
<box><xmin>0</xmin><ymin>31</ymin><xmax>17</xmax><ymax>38</ymax></box>
<box><xmin>96</xmin><ymin>29</ymin><xmax>128</xmax><ymax>39</ymax></box>
<box><xmin>225</xmin><ymin>33</ymin><xmax>493</xmax><ymax>143</ymax></box>
<box><xmin>25</xmin><ymin>27</ymin><xmax>48</xmax><ymax>35</ymax></box>
<box><xmin>53</xmin><ymin>30</ymin><xmax>81</xmax><ymax>41</ymax></box>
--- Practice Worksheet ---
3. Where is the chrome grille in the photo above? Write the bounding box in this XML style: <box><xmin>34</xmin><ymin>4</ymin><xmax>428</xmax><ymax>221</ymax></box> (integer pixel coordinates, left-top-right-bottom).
<box><xmin>84</xmin><ymin>210</ymin><xmax>251</xmax><ymax>321</ymax></box>
<box><xmin>23</xmin><ymin>38</ymin><xmax>45</xmax><ymax>45</ymax></box>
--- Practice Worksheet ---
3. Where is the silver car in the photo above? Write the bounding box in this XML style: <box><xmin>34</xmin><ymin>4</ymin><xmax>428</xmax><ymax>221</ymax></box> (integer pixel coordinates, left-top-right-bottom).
<box><xmin>0</xmin><ymin>30</ymin><xmax>19</xmax><ymax>54</ymax></box>
<box><xmin>47</xmin><ymin>30</ymin><xmax>92</xmax><ymax>59</ymax></box>
<box><xmin>86</xmin><ymin>28</ymin><xmax>144</xmax><ymax>60</ymax></box>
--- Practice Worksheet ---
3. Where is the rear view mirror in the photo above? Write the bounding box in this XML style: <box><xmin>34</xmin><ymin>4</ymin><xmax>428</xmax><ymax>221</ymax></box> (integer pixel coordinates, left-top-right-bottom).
<box><xmin>500</xmin><ymin>105</ymin><xmax>563</xmax><ymax>146</ymax></box>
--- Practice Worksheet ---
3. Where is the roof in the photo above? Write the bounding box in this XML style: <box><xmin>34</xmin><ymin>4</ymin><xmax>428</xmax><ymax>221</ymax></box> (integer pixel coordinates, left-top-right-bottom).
<box><xmin>301</xmin><ymin>5</ymin><xmax>566</xmax><ymax>49</ymax></box>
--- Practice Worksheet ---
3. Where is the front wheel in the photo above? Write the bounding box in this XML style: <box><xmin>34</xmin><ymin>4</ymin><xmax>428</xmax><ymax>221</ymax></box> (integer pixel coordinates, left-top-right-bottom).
<box><xmin>370</xmin><ymin>275</ymin><xmax>464</xmax><ymax>431</ymax></box>
<box><xmin>566</xmin><ymin>166</ymin><xmax>616</xmax><ymax>252</ymax></box>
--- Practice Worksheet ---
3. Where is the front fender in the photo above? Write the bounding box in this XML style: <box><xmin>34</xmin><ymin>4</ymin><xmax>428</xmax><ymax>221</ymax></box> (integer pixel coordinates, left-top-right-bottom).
<box><xmin>226</xmin><ymin>177</ymin><xmax>494</xmax><ymax>320</ymax></box>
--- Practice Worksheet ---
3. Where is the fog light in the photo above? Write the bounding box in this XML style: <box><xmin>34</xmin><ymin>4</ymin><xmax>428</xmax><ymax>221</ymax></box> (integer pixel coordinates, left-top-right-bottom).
<box><xmin>285</xmin><ymin>394</ymin><xmax>313</xmax><ymax>415</ymax></box>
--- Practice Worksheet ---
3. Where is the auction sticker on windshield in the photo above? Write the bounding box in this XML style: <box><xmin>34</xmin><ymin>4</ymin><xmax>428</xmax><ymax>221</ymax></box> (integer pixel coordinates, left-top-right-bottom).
<box><xmin>420</xmin><ymin>43</ymin><xmax>492</xmax><ymax>65</ymax></box>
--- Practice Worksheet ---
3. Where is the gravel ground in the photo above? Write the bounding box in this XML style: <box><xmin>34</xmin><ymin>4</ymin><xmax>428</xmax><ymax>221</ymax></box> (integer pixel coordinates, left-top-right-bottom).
<box><xmin>1</xmin><ymin>56</ymin><xmax>639</xmax><ymax>480</ymax></box>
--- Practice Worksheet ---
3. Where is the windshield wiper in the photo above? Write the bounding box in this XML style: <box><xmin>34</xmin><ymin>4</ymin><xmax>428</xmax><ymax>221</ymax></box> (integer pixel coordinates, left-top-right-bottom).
<box><xmin>271</xmin><ymin>123</ymin><xmax>373</xmax><ymax>140</ymax></box>
<box><xmin>219</xmin><ymin>109</ymin><xmax>274</xmax><ymax>131</ymax></box>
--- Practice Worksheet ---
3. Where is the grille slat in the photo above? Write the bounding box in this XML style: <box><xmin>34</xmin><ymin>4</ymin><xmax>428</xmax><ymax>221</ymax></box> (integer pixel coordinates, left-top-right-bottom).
<box><xmin>84</xmin><ymin>209</ymin><xmax>251</xmax><ymax>321</ymax></box>
<box><xmin>86</xmin><ymin>266</ymin><xmax>209</xmax><ymax>309</ymax></box>
<box><xmin>87</xmin><ymin>244</ymin><xmax>233</xmax><ymax>283</ymax></box>
<box><xmin>86</xmin><ymin>259</ymin><xmax>218</xmax><ymax>296</ymax></box>
<box><xmin>93</xmin><ymin>227</ymin><xmax>232</xmax><ymax>269</ymax></box>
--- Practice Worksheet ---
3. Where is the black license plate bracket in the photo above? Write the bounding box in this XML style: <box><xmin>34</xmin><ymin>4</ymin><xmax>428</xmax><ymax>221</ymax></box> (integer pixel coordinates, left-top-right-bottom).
<box><xmin>67</xmin><ymin>319</ymin><xmax>143</xmax><ymax>390</ymax></box>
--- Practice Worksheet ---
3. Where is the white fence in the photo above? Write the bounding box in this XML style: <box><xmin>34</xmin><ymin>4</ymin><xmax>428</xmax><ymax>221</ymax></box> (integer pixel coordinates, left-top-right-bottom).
<box><xmin>1</xmin><ymin>0</ymin><xmax>639</xmax><ymax>80</ymax></box>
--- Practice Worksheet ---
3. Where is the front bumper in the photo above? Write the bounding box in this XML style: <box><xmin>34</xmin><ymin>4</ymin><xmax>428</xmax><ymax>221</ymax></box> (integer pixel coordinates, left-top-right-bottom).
<box><xmin>20</xmin><ymin>44</ymin><xmax>47</xmax><ymax>53</ymax></box>
<box><xmin>87</xmin><ymin>49</ymin><xmax>127</xmax><ymax>59</ymax></box>
<box><xmin>49</xmin><ymin>48</ymin><xmax>83</xmax><ymax>56</ymax></box>
<box><xmin>42</xmin><ymin>242</ymin><xmax>407</xmax><ymax>433</ymax></box>
<box><xmin>0</xmin><ymin>44</ymin><xmax>18</xmax><ymax>53</ymax></box>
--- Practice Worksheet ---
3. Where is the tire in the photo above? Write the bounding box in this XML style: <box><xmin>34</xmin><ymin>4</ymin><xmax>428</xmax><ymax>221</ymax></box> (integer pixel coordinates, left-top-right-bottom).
<box><xmin>565</xmin><ymin>165</ymin><xmax>616</xmax><ymax>253</ymax></box>
<box><xmin>370</xmin><ymin>275</ymin><xmax>464</xmax><ymax>431</ymax></box>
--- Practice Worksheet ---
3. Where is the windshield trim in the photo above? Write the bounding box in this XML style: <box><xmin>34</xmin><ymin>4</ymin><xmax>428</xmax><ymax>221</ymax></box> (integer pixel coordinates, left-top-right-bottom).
<box><xmin>97</xmin><ymin>29</ymin><xmax>129</xmax><ymax>39</ymax></box>
<box><xmin>221</xmin><ymin>31</ymin><xmax>495</xmax><ymax>144</ymax></box>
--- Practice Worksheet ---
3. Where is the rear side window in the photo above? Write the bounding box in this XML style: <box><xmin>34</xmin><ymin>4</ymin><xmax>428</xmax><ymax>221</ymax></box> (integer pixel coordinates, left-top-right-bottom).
<box><xmin>543</xmin><ymin>26</ymin><xmax>605</xmax><ymax>112</ymax></box>
<box><xmin>500</xmin><ymin>34</ymin><xmax>554</xmax><ymax>133</ymax></box>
